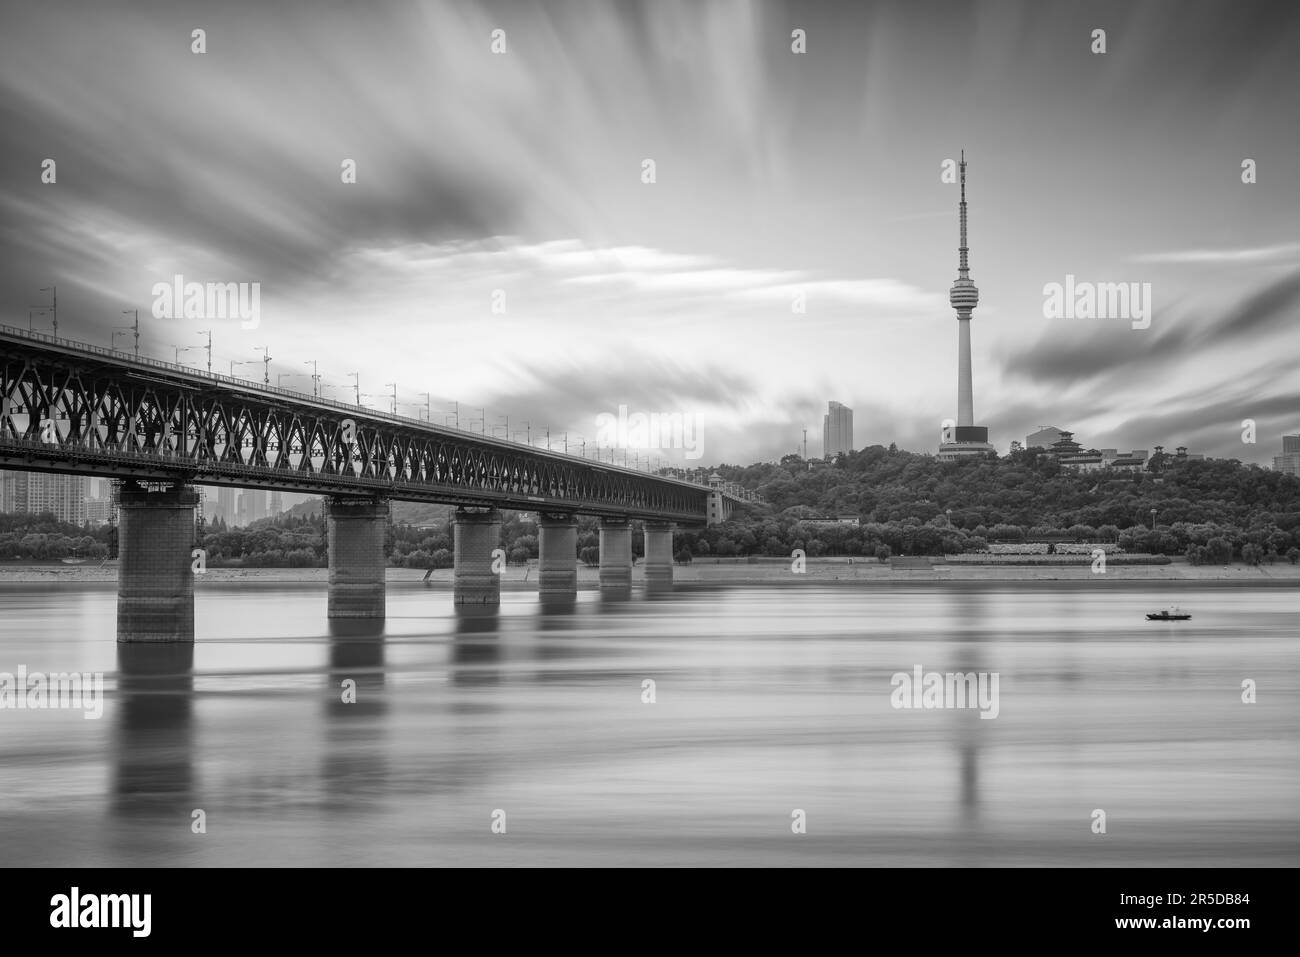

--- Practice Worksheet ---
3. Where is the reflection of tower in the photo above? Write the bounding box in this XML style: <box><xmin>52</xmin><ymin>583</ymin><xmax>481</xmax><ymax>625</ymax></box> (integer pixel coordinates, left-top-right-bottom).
<box><xmin>938</xmin><ymin>151</ymin><xmax>995</xmax><ymax>461</ymax></box>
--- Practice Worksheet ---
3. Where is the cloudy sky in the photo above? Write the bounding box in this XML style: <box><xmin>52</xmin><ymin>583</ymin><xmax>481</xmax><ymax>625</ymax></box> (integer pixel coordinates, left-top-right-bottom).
<box><xmin>2</xmin><ymin>0</ymin><xmax>1298</xmax><ymax>466</ymax></box>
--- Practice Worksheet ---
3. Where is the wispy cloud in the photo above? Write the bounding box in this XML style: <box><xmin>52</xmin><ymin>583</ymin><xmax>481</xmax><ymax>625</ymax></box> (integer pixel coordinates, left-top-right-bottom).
<box><xmin>1130</xmin><ymin>242</ymin><xmax>1300</xmax><ymax>265</ymax></box>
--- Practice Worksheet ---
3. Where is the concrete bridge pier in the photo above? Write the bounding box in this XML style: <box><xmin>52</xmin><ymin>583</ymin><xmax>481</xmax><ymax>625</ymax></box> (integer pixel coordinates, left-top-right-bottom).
<box><xmin>327</xmin><ymin>498</ymin><xmax>390</xmax><ymax>619</ymax></box>
<box><xmin>643</xmin><ymin>521</ymin><xmax>675</xmax><ymax>590</ymax></box>
<box><xmin>599</xmin><ymin>517</ymin><xmax>632</xmax><ymax>597</ymax></box>
<box><xmin>537</xmin><ymin>512</ymin><xmax>578</xmax><ymax>603</ymax></box>
<box><xmin>117</xmin><ymin>482</ymin><xmax>199</xmax><ymax>642</ymax></box>
<box><xmin>454</xmin><ymin>507</ymin><xmax>502</xmax><ymax>605</ymax></box>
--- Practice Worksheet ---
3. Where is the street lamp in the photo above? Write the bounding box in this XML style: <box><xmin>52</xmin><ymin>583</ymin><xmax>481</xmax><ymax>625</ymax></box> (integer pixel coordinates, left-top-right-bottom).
<box><xmin>121</xmin><ymin>309</ymin><xmax>140</xmax><ymax>356</ymax></box>
<box><xmin>347</xmin><ymin>372</ymin><xmax>360</xmax><ymax>405</ymax></box>
<box><xmin>418</xmin><ymin>393</ymin><xmax>431</xmax><ymax>422</ymax></box>
<box><xmin>253</xmin><ymin>345</ymin><xmax>271</xmax><ymax>385</ymax></box>
<box><xmin>384</xmin><ymin>383</ymin><xmax>397</xmax><ymax>415</ymax></box>
<box><xmin>38</xmin><ymin>285</ymin><xmax>56</xmax><ymax>337</ymax></box>
<box><xmin>172</xmin><ymin>344</ymin><xmax>195</xmax><ymax>364</ymax></box>
<box><xmin>304</xmin><ymin>360</ymin><xmax>319</xmax><ymax>397</ymax></box>
<box><xmin>447</xmin><ymin>401</ymin><xmax>459</xmax><ymax>428</ymax></box>
<box><xmin>196</xmin><ymin>329</ymin><xmax>212</xmax><ymax>372</ymax></box>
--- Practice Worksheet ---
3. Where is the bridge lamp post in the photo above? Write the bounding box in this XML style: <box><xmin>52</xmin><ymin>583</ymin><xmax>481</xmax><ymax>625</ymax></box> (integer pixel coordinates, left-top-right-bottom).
<box><xmin>253</xmin><ymin>345</ymin><xmax>271</xmax><ymax>385</ymax></box>
<box><xmin>347</xmin><ymin>372</ymin><xmax>360</xmax><ymax>405</ymax></box>
<box><xmin>304</xmin><ymin>360</ymin><xmax>320</xmax><ymax>397</ymax></box>
<box><xmin>172</xmin><ymin>344</ymin><xmax>195</xmax><ymax>365</ymax></box>
<box><xmin>496</xmin><ymin>415</ymin><xmax>509</xmax><ymax>440</ymax></box>
<box><xmin>384</xmin><ymin>383</ymin><xmax>397</xmax><ymax>415</ymax></box>
<box><xmin>111</xmin><ymin>328</ymin><xmax>133</xmax><ymax>351</ymax></box>
<box><xmin>121</xmin><ymin>309</ymin><xmax>140</xmax><ymax>356</ymax></box>
<box><xmin>418</xmin><ymin>393</ymin><xmax>431</xmax><ymax>422</ymax></box>
<box><xmin>38</xmin><ymin>285</ymin><xmax>56</xmax><ymax>337</ymax></box>
<box><xmin>475</xmin><ymin>408</ymin><xmax>485</xmax><ymax>434</ymax></box>
<box><xmin>230</xmin><ymin>359</ymin><xmax>254</xmax><ymax>376</ymax></box>
<box><xmin>196</xmin><ymin>329</ymin><xmax>212</xmax><ymax>373</ymax></box>
<box><xmin>447</xmin><ymin>401</ymin><xmax>460</xmax><ymax>429</ymax></box>
<box><xmin>442</xmin><ymin>415</ymin><xmax>457</xmax><ymax>427</ymax></box>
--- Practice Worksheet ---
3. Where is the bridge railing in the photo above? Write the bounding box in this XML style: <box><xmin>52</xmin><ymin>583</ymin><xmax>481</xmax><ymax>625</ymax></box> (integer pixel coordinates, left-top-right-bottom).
<box><xmin>1</xmin><ymin>323</ymin><xmax>704</xmax><ymax>487</ymax></box>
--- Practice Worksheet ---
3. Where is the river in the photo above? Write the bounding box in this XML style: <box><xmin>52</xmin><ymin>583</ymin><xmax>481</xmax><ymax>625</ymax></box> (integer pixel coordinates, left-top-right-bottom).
<box><xmin>1</xmin><ymin>581</ymin><xmax>1296</xmax><ymax>866</ymax></box>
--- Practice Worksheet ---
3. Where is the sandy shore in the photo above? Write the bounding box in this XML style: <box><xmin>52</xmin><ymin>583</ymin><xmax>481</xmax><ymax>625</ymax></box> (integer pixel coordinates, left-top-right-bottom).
<box><xmin>2</xmin><ymin>559</ymin><xmax>1298</xmax><ymax>585</ymax></box>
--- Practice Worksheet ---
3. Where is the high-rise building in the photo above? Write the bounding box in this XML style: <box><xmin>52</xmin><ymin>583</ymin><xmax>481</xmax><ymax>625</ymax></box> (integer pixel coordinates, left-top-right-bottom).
<box><xmin>822</xmin><ymin>401</ymin><xmax>853</xmax><ymax>459</ymax></box>
<box><xmin>1273</xmin><ymin>435</ymin><xmax>1300</xmax><ymax>476</ymax></box>
<box><xmin>937</xmin><ymin>152</ymin><xmax>995</xmax><ymax>461</ymax></box>
<box><xmin>86</xmin><ymin>497</ymin><xmax>115</xmax><ymax>526</ymax></box>
<box><xmin>238</xmin><ymin>488</ymin><xmax>267</xmax><ymax>526</ymax></box>
<box><xmin>217</xmin><ymin>486</ymin><xmax>237</xmax><ymax>525</ymax></box>
<box><xmin>0</xmin><ymin>470</ymin><xmax>87</xmax><ymax>524</ymax></box>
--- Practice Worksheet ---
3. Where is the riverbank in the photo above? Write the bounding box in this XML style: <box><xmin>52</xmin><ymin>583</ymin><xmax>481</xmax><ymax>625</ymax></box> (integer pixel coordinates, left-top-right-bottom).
<box><xmin>2</xmin><ymin>558</ymin><xmax>1298</xmax><ymax>585</ymax></box>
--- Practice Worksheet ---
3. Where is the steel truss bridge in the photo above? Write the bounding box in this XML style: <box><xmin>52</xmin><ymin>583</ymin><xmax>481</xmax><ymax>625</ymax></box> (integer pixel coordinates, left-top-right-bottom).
<box><xmin>0</xmin><ymin>326</ymin><xmax>732</xmax><ymax>524</ymax></box>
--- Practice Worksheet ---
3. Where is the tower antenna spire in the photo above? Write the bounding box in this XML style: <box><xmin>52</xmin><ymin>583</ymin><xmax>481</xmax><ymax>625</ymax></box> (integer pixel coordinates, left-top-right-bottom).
<box><xmin>958</xmin><ymin>150</ymin><xmax>969</xmax><ymax>279</ymax></box>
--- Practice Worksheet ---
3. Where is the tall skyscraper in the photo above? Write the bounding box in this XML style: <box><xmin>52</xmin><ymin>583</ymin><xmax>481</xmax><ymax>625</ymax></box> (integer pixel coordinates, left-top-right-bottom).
<box><xmin>823</xmin><ymin>401</ymin><xmax>853</xmax><ymax>459</ymax></box>
<box><xmin>938</xmin><ymin>151</ymin><xmax>995</xmax><ymax>461</ymax></box>
<box><xmin>1275</xmin><ymin>435</ymin><xmax>1300</xmax><ymax>476</ymax></box>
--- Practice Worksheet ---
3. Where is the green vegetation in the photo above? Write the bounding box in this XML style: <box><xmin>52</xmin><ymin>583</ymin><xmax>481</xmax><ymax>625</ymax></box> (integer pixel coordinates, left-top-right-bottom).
<box><xmin>0</xmin><ymin>513</ymin><xmax>111</xmax><ymax>561</ymax></box>
<box><xmin>4</xmin><ymin>444</ymin><xmax>1296</xmax><ymax>567</ymax></box>
<box><xmin>693</xmin><ymin>445</ymin><xmax>1300</xmax><ymax>562</ymax></box>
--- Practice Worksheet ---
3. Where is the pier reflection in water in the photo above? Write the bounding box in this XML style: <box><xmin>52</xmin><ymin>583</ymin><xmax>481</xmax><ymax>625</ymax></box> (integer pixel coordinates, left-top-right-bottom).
<box><xmin>0</xmin><ymin>580</ymin><xmax>1296</xmax><ymax>866</ymax></box>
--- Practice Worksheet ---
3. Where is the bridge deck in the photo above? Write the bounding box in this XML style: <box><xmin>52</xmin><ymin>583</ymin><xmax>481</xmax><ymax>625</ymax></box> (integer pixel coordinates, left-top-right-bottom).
<box><xmin>0</xmin><ymin>326</ymin><xmax>712</xmax><ymax>523</ymax></box>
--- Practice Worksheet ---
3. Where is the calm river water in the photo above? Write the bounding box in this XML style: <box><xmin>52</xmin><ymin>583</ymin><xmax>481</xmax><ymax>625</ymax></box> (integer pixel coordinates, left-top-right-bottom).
<box><xmin>1</xmin><ymin>581</ymin><xmax>1296</xmax><ymax>866</ymax></box>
